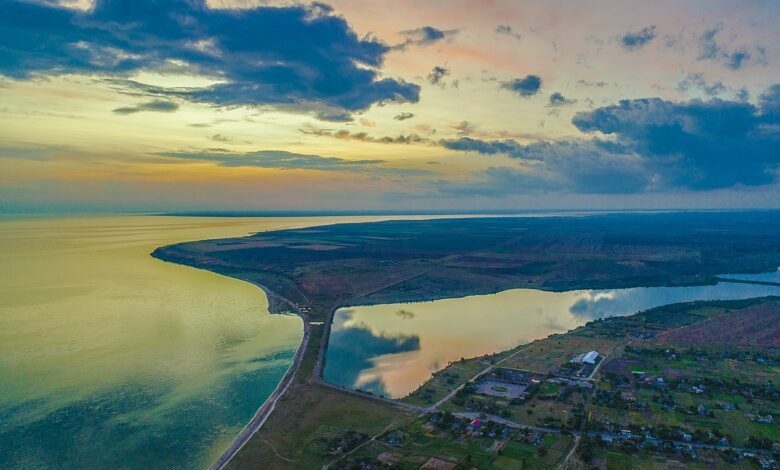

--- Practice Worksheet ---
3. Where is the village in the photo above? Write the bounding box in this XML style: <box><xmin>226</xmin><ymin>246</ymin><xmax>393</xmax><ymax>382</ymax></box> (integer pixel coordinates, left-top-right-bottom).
<box><xmin>314</xmin><ymin>298</ymin><xmax>780</xmax><ymax>469</ymax></box>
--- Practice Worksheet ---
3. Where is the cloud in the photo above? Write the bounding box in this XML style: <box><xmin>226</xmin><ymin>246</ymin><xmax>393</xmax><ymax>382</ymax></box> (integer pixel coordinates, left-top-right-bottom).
<box><xmin>576</xmin><ymin>80</ymin><xmax>609</xmax><ymax>88</ymax></box>
<box><xmin>675</xmin><ymin>72</ymin><xmax>750</xmax><ymax>102</ymax></box>
<box><xmin>207</xmin><ymin>133</ymin><xmax>251</xmax><ymax>145</ymax></box>
<box><xmin>697</xmin><ymin>25</ymin><xmax>765</xmax><ymax>70</ymax></box>
<box><xmin>548</xmin><ymin>92</ymin><xmax>576</xmax><ymax>106</ymax></box>
<box><xmin>501</xmin><ymin>75</ymin><xmax>542</xmax><ymax>97</ymax></box>
<box><xmin>495</xmin><ymin>24</ymin><xmax>522</xmax><ymax>41</ymax></box>
<box><xmin>395</xmin><ymin>26</ymin><xmax>459</xmax><ymax>50</ymax></box>
<box><xmin>571</xmin><ymin>94</ymin><xmax>780</xmax><ymax>189</ymax></box>
<box><xmin>621</xmin><ymin>25</ymin><xmax>656</xmax><ymax>51</ymax></box>
<box><xmin>452</xmin><ymin>121</ymin><xmax>477</xmax><ymax>136</ymax></box>
<box><xmin>427</xmin><ymin>66</ymin><xmax>449</xmax><ymax>85</ymax></box>
<box><xmin>160</xmin><ymin>149</ymin><xmax>386</xmax><ymax>172</ymax></box>
<box><xmin>300</xmin><ymin>126</ymin><xmax>430</xmax><ymax>145</ymax></box>
<box><xmin>435</xmin><ymin>152</ymin><xmax>648</xmax><ymax>196</ymax></box>
<box><xmin>112</xmin><ymin>100</ymin><xmax>179</xmax><ymax>115</ymax></box>
<box><xmin>439</xmin><ymin>137</ymin><xmax>648</xmax><ymax>194</ymax></box>
<box><xmin>0</xmin><ymin>0</ymin><xmax>419</xmax><ymax>118</ymax></box>
<box><xmin>162</xmin><ymin>148</ymin><xmax>435</xmax><ymax>177</ymax></box>
<box><xmin>759</xmin><ymin>84</ymin><xmax>780</xmax><ymax>120</ymax></box>
<box><xmin>393</xmin><ymin>112</ymin><xmax>415</xmax><ymax>121</ymax></box>
<box><xmin>440</xmin><ymin>85</ymin><xmax>780</xmax><ymax>192</ymax></box>
<box><xmin>675</xmin><ymin>73</ymin><xmax>727</xmax><ymax>98</ymax></box>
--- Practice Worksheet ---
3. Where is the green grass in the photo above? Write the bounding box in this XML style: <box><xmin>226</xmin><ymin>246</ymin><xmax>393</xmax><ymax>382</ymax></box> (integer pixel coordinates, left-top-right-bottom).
<box><xmin>605</xmin><ymin>451</ymin><xmax>633</xmax><ymax>470</ymax></box>
<box><xmin>402</xmin><ymin>358</ymin><xmax>490</xmax><ymax>406</ymax></box>
<box><xmin>491</xmin><ymin>455</ymin><xmax>525</xmax><ymax>469</ymax></box>
<box><xmin>538</xmin><ymin>382</ymin><xmax>561</xmax><ymax>397</ymax></box>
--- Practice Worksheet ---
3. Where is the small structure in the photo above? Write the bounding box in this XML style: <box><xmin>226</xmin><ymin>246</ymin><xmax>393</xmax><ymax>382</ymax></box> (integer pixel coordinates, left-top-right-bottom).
<box><xmin>583</xmin><ymin>351</ymin><xmax>599</xmax><ymax>364</ymax></box>
<box><xmin>570</xmin><ymin>350</ymin><xmax>600</xmax><ymax>364</ymax></box>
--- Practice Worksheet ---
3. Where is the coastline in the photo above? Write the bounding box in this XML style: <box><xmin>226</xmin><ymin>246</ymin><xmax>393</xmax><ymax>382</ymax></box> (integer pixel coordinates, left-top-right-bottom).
<box><xmin>201</xmin><ymin>278</ymin><xmax>313</xmax><ymax>470</ymax></box>
<box><xmin>147</xmin><ymin>213</ymin><xmax>780</xmax><ymax>467</ymax></box>
<box><xmin>142</xmin><ymin>257</ymin><xmax>313</xmax><ymax>470</ymax></box>
<box><xmin>210</xmin><ymin>307</ymin><xmax>311</xmax><ymax>470</ymax></box>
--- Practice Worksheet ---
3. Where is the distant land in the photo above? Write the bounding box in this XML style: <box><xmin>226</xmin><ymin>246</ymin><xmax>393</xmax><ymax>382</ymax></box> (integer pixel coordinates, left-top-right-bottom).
<box><xmin>152</xmin><ymin>212</ymin><xmax>780</xmax><ymax>468</ymax></box>
<box><xmin>159</xmin><ymin>209</ymin><xmax>609</xmax><ymax>217</ymax></box>
<box><xmin>158</xmin><ymin>209</ymin><xmax>772</xmax><ymax>218</ymax></box>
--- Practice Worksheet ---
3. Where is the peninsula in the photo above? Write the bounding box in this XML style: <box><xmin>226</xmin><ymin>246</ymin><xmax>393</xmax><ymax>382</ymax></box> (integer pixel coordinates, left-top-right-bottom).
<box><xmin>152</xmin><ymin>212</ymin><xmax>780</xmax><ymax>468</ymax></box>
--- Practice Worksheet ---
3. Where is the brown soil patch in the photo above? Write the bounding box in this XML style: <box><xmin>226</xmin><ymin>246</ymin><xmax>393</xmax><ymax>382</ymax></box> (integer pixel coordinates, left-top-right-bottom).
<box><xmin>655</xmin><ymin>301</ymin><xmax>780</xmax><ymax>347</ymax></box>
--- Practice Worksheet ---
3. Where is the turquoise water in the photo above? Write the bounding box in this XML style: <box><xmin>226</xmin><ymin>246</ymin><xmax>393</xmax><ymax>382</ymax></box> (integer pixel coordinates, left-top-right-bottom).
<box><xmin>325</xmin><ymin>280</ymin><xmax>780</xmax><ymax>398</ymax></box>
<box><xmin>0</xmin><ymin>215</ymin><xmax>340</xmax><ymax>469</ymax></box>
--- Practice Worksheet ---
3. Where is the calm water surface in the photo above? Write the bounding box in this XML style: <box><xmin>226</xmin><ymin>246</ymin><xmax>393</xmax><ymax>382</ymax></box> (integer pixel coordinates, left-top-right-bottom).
<box><xmin>0</xmin><ymin>214</ymin><xmax>418</xmax><ymax>469</ymax></box>
<box><xmin>325</xmin><ymin>281</ymin><xmax>780</xmax><ymax>398</ymax></box>
<box><xmin>720</xmin><ymin>267</ymin><xmax>780</xmax><ymax>283</ymax></box>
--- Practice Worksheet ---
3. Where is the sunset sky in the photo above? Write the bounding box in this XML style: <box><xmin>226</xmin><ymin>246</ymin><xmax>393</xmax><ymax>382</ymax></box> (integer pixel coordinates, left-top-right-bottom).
<box><xmin>2</xmin><ymin>0</ymin><xmax>780</xmax><ymax>212</ymax></box>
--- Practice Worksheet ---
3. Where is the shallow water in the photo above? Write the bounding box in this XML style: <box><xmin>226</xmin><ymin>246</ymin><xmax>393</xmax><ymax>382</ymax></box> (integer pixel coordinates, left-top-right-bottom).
<box><xmin>0</xmin><ymin>214</ymin><xmax>413</xmax><ymax>469</ymax></box>
<box><xmin>324</xmin><ymin>280</ymin><xmax>780</xmax><ymax>398</ymax></box>
<box><xmin>720</xmin><ymin>267</ymin><xmax>780</xmax><ymax>284</ymax></box>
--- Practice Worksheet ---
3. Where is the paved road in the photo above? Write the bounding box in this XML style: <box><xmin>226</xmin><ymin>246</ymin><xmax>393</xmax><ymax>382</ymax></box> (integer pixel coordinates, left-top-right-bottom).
<box><xmin>453</xmin><ymin>412</ymin><xmax>562</xmax><ymax>433</ymax></box>
<box><xmin>209</xmin><ymin>317</ymin><xmax>311</xmax><ymax>470</ymax></box>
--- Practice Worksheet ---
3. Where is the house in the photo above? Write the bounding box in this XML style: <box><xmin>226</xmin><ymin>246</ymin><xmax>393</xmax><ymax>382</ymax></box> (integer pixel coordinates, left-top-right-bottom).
<box><xmin>759</xmin><ymin>455</ymin><xmax>777</xmax><ymax>470</ymax></box>
<box><xmin>467</xmin><ymin>419</ymin><xmax>481</xmax><ymax>432</ymax></box>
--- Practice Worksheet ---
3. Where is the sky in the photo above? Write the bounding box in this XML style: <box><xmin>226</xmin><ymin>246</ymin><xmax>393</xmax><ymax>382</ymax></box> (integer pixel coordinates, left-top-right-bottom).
<box><xmin>1</xmin><ymin>0</ymin><xmax>780</xmax><ymax>212</ymax></box>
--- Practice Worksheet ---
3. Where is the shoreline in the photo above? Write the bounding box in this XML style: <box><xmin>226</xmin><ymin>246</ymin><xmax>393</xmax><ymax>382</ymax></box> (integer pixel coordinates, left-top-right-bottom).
<box><xmin>208</xmin><ymin>280</ymin><xmax>311</xmax><ymax>470</ymax></box>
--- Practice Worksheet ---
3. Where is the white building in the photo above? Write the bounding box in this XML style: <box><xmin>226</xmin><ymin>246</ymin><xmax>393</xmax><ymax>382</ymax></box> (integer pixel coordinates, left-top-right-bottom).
<box><xmin>583</xmin><ymin>351</ymin><xmax>599</xmax><ymax>364</ymax></box>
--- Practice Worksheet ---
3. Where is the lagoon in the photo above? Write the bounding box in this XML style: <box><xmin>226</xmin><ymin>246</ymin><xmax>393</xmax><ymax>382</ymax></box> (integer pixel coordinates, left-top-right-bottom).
<box><xmin>324</xmin><ymin>279</ymin><xmax>780</xmax><ymax>399</ymax></box>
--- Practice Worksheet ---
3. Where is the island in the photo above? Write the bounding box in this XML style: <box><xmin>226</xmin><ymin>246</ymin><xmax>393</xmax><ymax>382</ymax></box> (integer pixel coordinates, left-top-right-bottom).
<box><xmin>152</xmin><ymin>212</ymin><xmax>780</xmax><ymax>469</ymax></box>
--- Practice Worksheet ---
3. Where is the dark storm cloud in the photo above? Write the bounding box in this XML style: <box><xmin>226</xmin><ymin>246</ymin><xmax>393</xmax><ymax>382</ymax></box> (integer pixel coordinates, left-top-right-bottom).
<box><xmin>112</xmin><ymin>100</ymin><xmax>179</xmax><ymax>115</ymax></box>
<box><xmin>697</xmin><ymin>25</ymin><xmax>765</xmax><ymax>70</ymax></box>
<box><xmin>501</xmin><ymin>75</ymin><xmax>542</xmax><ymax>97</ymax></box>
<box><xmin>427</xmin><ymin>66</ymin><xmax>449</xmax><ymax>85</ymax></box>
<box><xmin>571</xmin><ymin>95</ymin><xmax>780</xmax><ymax>189</ymax></box>
<box><xmin>621</xmin><ymin>25</ymin><xmax>656</xmax><ymax>51</ymax></box>
<box><xmin>0</xmin><ymin>0</ymin><xmax>419</xmax><ymax>117</ymax></box>
<box><xmin>440</xmin><ymin>86</ymin><xmax>780</xmax><ymax>192</ymax></box>
<box><xmin>395</xmin><ymin>26</ymin><xmax>459</xmax><ymax>50</ymax></box>
<box><xmin>548</xmin><ymin>92</ymin><xmax>576</xmax><ymax>106</ymax></box>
